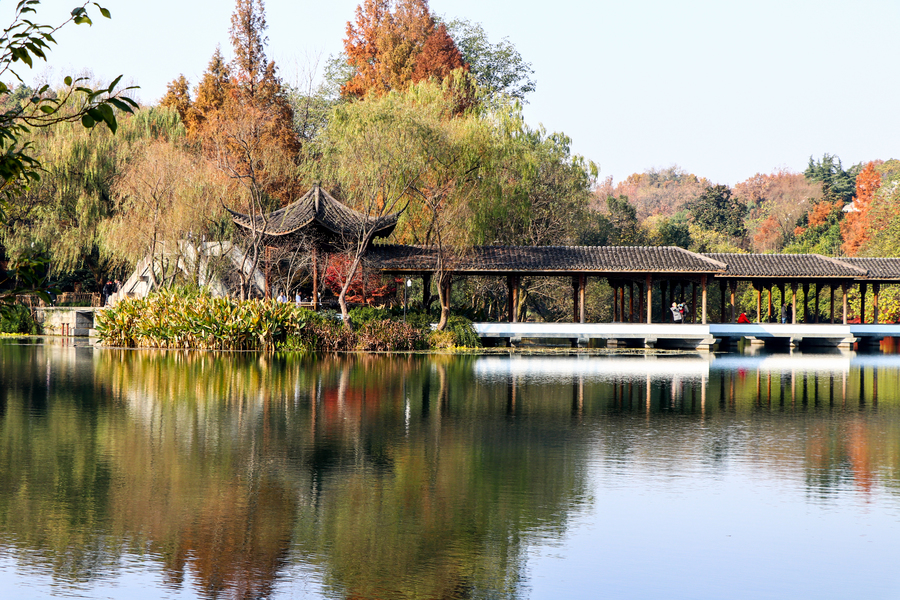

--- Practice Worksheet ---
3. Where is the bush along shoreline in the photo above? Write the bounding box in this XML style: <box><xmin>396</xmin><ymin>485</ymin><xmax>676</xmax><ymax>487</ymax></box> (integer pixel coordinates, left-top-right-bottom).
<box><xmin>95</xmin><ymin>289</ymin><xmax>481</xmax><ymax>352</ymax></box>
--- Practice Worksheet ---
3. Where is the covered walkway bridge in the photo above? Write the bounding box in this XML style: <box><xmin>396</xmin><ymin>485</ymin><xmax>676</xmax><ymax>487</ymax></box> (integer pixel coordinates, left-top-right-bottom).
<box><xmin>370</xmin><ymin>245</ymin><xmax>900</xmax><ymax>350</ymax></box>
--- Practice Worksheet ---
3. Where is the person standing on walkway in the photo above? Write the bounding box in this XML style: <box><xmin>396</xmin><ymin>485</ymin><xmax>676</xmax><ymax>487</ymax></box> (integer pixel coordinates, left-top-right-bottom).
<box><xmin>780</xmin><ymin>302</ymin><xmax>788</xmax><ymax>324</ymax></box>
<box><xmin>670</xmin><ymin>302</ymin><xmax>683</xmax><ymax>323</ymax></box>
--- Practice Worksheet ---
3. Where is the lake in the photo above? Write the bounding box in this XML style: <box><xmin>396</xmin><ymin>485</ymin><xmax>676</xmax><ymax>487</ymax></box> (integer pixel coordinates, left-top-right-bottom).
<box><xmin>1</xmin><ymin>339</ymin><xmax>899</xmax><ymax>599</ymax></box>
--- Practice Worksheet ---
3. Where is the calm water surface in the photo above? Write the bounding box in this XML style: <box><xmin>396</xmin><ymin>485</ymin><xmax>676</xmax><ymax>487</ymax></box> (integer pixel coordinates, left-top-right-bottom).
<box><xmin>1</xmin><ymin>339</ymin><xmax>900</xmax><ymax>599</ymax></box>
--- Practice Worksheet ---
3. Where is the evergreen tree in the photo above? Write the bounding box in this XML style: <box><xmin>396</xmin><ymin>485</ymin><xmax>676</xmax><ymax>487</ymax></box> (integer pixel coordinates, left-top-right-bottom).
<box><xmin>687</xmin><ymin>185</ymin><xmax>747</xmax><ymax>239</ymax></box>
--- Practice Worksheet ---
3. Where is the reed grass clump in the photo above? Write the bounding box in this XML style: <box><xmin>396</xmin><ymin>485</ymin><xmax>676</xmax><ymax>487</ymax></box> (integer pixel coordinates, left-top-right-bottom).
<box><xmin>96</xmin><ymin>289</ymin><xmax>481</xmax><ymax>352</ymax></box>
<box><xmin>96</xmin><ymin>288</ymin><xmax>318</xmax><ymax>351</ymax></box>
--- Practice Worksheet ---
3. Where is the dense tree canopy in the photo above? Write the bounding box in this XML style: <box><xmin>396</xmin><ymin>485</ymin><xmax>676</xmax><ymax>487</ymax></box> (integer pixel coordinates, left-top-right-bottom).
<box><xmin>342</xmin><ymin>0</ymin><xmax>467</xmax><ymax>99</ymax></box>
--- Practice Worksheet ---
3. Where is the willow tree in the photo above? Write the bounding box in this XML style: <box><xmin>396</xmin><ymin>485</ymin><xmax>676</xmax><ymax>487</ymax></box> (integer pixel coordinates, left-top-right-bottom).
<box><xmin>316</xmin><ymin>90</ymin><xmax>435</xmax><ymax>325</ymax></box>
<box><xmin>0</xmin><ymin>1</ymin><xmax>138</xmax><ymax>309</ymax></box>
<box><xmin>104</xmin><ymin>139</ymin><xmax>230</xmax><ymax>290</ymax></box>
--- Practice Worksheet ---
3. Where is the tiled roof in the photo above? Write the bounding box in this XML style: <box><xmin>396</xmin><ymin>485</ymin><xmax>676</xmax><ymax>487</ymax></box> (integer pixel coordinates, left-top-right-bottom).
<box><xmin>229</xmin><ymin>185</ymin><xmax>399</xmax><ymax>239</ymax></box>
<box><xmin>370</xmin><ymin>245</ymin><xmax>727</xmax><ymax>274</ymax></box>
<box><xmin>704</xmin><ymin>253</ymin><xmax>867</xmax><ymax>278</ymax></box>
<box><xmin>838</xmin><ymin>257</ymin><xmax>900</xmax><ymax>280</ymax></box>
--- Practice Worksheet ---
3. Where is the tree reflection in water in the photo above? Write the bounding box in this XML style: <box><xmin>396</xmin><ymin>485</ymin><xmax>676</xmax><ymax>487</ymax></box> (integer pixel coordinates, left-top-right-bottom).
<box><xmin>0</xmin><ymin>343</ymin><xmax>899</xmax><ymax>599</ymax></box>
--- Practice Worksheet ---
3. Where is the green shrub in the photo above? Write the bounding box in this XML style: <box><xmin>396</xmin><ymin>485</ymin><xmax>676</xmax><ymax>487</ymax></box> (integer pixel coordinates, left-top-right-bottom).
<box><xmin>0</xmin><ymin>305</ymin><xmax>40</xmax><ymax>334</ymax></box>
<box><xmin>349</xmin><ymin>305</ymin><xmax>393</xmax><ymax>326</ymax></box>
<box><xmin>96</xmin><ymin>288</ymin><xmax>319</xmax><ymax>351</ymax></box>
<box><xmin>446</xmin><ymin>316</ymin><xmax>481</xmax><ymax>348</ymax></box>
<box><xmin>403</xmin><ymin>311</ymin><xmax>438</xmax><ymax>330</ymax></box>
<box><xmin>427</xmin><ymin>329</ymin><xmax>456</xmax><ymax>349</ymax></box>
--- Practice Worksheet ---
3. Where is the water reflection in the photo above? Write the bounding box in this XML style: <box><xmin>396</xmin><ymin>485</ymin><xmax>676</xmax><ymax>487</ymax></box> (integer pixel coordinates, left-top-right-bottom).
<box><xmin>1</xmin><ymin>342</ymin><xmax>900</xmax><ymax>599</ymax></box>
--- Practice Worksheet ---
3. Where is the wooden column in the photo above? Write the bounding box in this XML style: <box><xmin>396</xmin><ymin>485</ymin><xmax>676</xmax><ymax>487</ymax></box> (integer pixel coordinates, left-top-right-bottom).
<box><xmin>572</xmin><ymin>275</ymin><xmax>586</xmax><ymax>324</ymax></box>
<box><xmin>802</xmin><ymin>282</ymin><xmax>809</xmax><ymax>323</ymax></box>
<box><xmin>860</xmin><ymin>283</ymin><xmax>867</xmax><ymax>324</ymax></box>
<box><xmin>874</xmin><ymin>282</ymin><xmax>880</xmax><ymax>324</ymax></box>
<box><xmin>508</xmin><ymin>275</ymin><xmax>520</xmax><ymax>323</ymax></box>
<box><xmin>720</xmin><ymin>280</ymin><xmax>727</xmax><ymax>324</ymax></box>
<box><xmin>767</xmin><ymin>284</ymin><xmax>773</xmax><ymax>322</ymax></box>
<box><xmin>701</xmin><ymin>274</ymin><xmax>708</xmax><ymax>324</ymax></box>
<box><xmin>692</xmin><ymin>282</ymin><xmax>698</xmax><ymax>324</ymax></box>
<box><xmin>756</xmin><ymin>283</ymin><xmax>762</xmax><ymax>323</ymax></box>
<box><xmin>830</xmin><ymin>284</ymin><xmax>835</xmax><ymax>324</ymax></box>
<box><xmin>730</xmin><ymin>281</ymin><xmax>736</xmax><ymax>323</ymax></box>
<box><xmin>842</xmin><ymin>283</ymin><xmax>848</xmax><ymax>324</ymax></box>
<box><xmin>507</xmin><ymin>274</ymin><xmax>515</xmax><ymax>323</ymax></box>
<box><xmin>311</xmin><ymin>247</ymin><xmax>319</xmax><ymax>310</ymax></box>
<box><xmin>579</xmin><ymin>275</ymin><xmax>586</xmax><ymax>324</ymax></box>
<box><xmin>779</xmin><ymin>283</ymin><xmax>785</xmax><ymax>322</ymax></box>
<box><xmin>629</xmin><ymin>282</ymin><xmax>635</xmax><ymax>323</ymax></box>
<box><xmin>572</xmin><ymin>276</ymin><xmax>579</xmax><ymax>323</ymax></box>
<box><xmin>422</xmin><ymin>272</ymin><xmax>432</xmax><ymax>309</ymax></box>
<box><xmin>813</xmin><ymin>282</ymin><xmax>820</xmax><ymax>323</ymax></box>
<box><xmin>791</xmin><ymin>283</ymin><xmax>797</xmax><ymax>324</ymax></box>
<box><xmin>646</xmin><ymin>274</ymin><xmax>653</xmax><ymax>324</ymax></box>
<box><xmin>620</xmin><ymin>285</ymin><xmax>626</xmax><ymax>325</ymax></box>
<box><xmin>662</xmin><ymin>280</ymin><xmax>669</xmax><ymax>322</ymax></box>
<box><xmin>638</xmin><ymin>282</ymin><xmax>645</xmax><ymax>322</ymax></box>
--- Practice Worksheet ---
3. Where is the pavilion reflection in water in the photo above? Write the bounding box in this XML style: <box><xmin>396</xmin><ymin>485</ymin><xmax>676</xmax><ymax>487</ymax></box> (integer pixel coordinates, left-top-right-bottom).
<box><xmin>473</xmin><ymin>351</ymin><xmax>896</xmax><ymax>415</ymax></box>
<box><xmin>2</xmin><ymin>344</ymin><xmax>900</xmax><ymax>600</ymax></box>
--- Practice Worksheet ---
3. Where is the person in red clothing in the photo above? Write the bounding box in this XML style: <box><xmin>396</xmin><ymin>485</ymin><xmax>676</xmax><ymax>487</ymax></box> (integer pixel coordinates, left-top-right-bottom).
<box><xmin>737</xmin><ymin>312</ymin><xmax>751</xmax><ymax>324</ymax></box>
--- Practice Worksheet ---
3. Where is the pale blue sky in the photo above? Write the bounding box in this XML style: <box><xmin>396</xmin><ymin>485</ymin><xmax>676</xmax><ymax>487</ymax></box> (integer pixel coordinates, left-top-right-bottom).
<box><xmin>8</xmin><ymin>0</ymin><xmax>900</xmax><ymax>185</ymax></box>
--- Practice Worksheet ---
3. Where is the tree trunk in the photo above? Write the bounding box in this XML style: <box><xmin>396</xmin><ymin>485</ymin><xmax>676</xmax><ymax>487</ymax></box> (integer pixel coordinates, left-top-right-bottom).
<box><xmin>436</xmin><ymin>272</ymin><xmax>451</xmax><ymax>330</ymax></box>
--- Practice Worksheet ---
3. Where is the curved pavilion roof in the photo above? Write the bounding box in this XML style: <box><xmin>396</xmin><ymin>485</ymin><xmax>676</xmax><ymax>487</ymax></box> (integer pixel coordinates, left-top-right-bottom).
<box><xmin>228</xmin><ymin>185</ymin><xmax>400</xmax><ymax>240</ymax></box>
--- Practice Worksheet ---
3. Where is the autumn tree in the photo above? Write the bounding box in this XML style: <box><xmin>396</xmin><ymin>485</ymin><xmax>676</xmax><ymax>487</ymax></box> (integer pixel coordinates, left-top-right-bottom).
<box><xmin>104</xmin><ymin>139</ymin><xmax>229</xmax><ymax>289</ymax></box>
<box><xmin>594</xmin><ymin>166</ymin><xmax>711</xmax><ymax>221</ymax></box>
<box><xmin>840</xmin><ymin>161</ymin><xmax>882</xmax><ymax>256</ymax></box>
<box><xmin>316</xmin><ymin>90</ymin><xmax>427</xmax><ymax>325</ymax></box>
<box><xmin>342</xmin><ymin>0</ymin><xmax>467</xmax><ymax>99</ymax></box>
<box><xmin>734</xmin><ymin>169</ymin><xmax>823</xmax><ymax>252</ymax></box>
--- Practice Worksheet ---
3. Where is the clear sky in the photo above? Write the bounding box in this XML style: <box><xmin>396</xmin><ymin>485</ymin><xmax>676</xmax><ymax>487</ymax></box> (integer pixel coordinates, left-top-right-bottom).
<box><xmin>9</xmin><ymin>0</ymin><xmax>900</xmax><ymax>185</ymax></box>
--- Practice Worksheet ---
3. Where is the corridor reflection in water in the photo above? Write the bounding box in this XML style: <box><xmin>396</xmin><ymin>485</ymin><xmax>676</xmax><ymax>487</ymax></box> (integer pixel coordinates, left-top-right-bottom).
<box><xmin>0</xmin><ymin>341</ymin><xmax>899</xmax><ymax>600</ymax></box>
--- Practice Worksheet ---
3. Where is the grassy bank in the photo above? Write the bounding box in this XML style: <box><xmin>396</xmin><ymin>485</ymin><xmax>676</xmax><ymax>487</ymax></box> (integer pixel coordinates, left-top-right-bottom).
<box><xmin>95</xmin><ymin>289</ymin><xmax>480</xmax><ymax>352</ymax></box>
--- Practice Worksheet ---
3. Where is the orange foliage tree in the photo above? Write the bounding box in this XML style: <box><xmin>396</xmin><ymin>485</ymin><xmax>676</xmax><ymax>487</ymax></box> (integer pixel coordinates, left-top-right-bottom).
<box><xmin>841</xmin><ymin>161</ymin><xmax>882</xmax><ymax>256</ymax></box>
<box><xmin>323</xmin><ymin>254</ymin><xmax>396</xmax><ymax>305</ymax></box>
<box><xmin>734</xmin><ymin>169</ymin><xmax>822</xmax><ymax>252</ymax></box>
<box><xmin>342</xmin><ymin>0</ymin><xmax>467</xmax><ymax>99</ymax></box>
